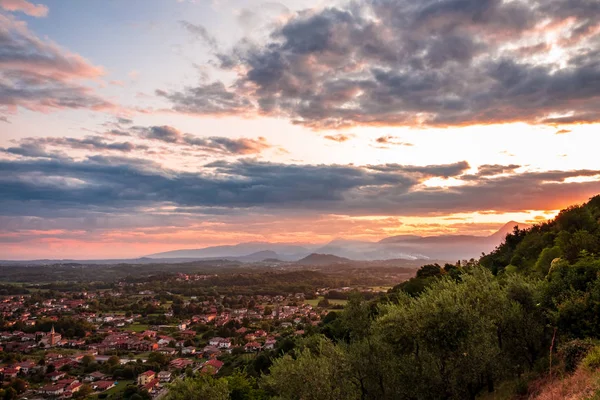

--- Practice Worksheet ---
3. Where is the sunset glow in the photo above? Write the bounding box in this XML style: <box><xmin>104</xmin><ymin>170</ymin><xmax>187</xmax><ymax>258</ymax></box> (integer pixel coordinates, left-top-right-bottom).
<box><xmin>1</xmin><ymin>0</ymin><xmax>599</xmax><ymax>259</ymax></box>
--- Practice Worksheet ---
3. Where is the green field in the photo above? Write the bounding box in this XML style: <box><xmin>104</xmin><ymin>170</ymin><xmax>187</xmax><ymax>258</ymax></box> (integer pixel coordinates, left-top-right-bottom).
<box><xmin>369</xmin><ymin>286</ymin><xmax>393</xmax><ymax>292</ymax></box>
<box><xmin>91</xmin><ymin>380</ymin><xmax>134</xmax><ymax>398</ymax></box>
<box><xmin>126</xmin><ymin>323</ymin><xmax>149</xmax><ymax>332</ymax></box>
<box><xmin>305</xmin><ymin>296</ymin><xmax>348</xmax><ymax>307</ymax></box>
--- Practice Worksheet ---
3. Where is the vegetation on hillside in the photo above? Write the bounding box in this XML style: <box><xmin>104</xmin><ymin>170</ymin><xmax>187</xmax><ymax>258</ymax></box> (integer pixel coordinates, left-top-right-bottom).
<box><xmin>165</xmin><ymin>195</ymin><xmax>600</xmax><ymax>400</ymax></box>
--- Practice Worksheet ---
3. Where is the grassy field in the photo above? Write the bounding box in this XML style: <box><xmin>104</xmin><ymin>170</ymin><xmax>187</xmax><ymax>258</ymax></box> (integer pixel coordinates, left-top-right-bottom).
<box><xmin>369</xmin><ymin>286</ymin><xmax>393</xmax><ymax>292</ymax></box>
<box><xmin>126</xmin><ymin>323</ymin><xmax>149</xmax><ymax>332</ymax></box>
<box><xmin>92</xmin><ymin>380</ymin><xmax>134</xmax><ymax>398</ymax></box>
<box><xmin>305</xmin><ymin>296</ymin><xmax>348</xmax><ymax>307</ymax></box>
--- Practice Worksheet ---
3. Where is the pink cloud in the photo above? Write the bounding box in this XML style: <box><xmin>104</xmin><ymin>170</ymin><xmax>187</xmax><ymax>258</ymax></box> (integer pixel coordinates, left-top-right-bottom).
<box><xmin>0</xmin><ymin>13</ymin><xmax>116</xmax><ymax>116</ymax></box>
<box><xmin>0</xmin><ymin>0</ymin><xmax>48</xmax><ymax>17</ymax></box>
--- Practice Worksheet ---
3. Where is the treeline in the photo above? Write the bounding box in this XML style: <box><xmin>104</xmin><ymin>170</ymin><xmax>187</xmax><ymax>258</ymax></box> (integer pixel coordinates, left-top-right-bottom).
<box><xmin>126</xmin><ymin>270</ymin><xmax>391</xmax><ymax>297</ymax></box>
<box><xmin>164</xmin><ymin>195</ymin><xmax>600</xmax><ymax>400</ymax></box>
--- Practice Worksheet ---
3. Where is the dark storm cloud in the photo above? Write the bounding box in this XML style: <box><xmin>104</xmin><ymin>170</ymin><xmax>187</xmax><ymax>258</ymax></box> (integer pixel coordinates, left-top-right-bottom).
<box><xmin>159</xmin><ymin>0</ymin><xmax>600</xmax><ymax>128</ymax></box>
<box><xmin>2</xmin><ymin>157</ymin><xmax>598</xmax><ymax>219</ymax></box>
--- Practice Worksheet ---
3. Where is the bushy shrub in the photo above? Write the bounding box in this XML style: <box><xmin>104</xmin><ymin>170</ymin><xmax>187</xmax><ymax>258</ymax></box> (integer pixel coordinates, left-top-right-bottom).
<box><xmin>582</xmin><ymin>346</ymin><xmax>600</xmax><ymax>371</ymax></box>
<box><xmin>559</xmin><ymin>339</ymin><xmax>595</xmax><ymax>373</ymax></box>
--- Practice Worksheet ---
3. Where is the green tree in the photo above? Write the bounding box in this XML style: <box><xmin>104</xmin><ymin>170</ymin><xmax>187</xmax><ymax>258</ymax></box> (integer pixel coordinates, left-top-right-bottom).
<box><xmin>262</xmin><ymin>338</ymin><xmax>359</xmax><ymax>400</ymax></box>
<box><xmin>165</xmin><ymin>376</ymin><xmax>229</xmax><ymax>400</ymax></box>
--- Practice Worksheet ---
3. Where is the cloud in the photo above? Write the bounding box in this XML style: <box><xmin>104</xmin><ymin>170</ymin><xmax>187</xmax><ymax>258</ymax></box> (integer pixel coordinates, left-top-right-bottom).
<box><xmin>156</xmin><ymin>82</ymin><xmax>252</xmax><ymax>116</ymax></box>
<box><xmin>136</xmin><ymin>125</ymin><xmax>276</xmax><ymax>155</ymax></box>
<box><xmin>0</xmin><ymin>13</ymin><xmax>113</xmax><ymax>117</ymax></box>
<box><xmin>1</xmin><ymin>142</ymin><xmax>62</xmax><ymax>159</ymax></box>
<box><xmin>179</xmin><ymin>20</ymin><xmax>218</xmax><ymax>49</ymax></box>
<box><xmin>3</xmin><ymin>157</ymin><xmax>597</xmax><ymax>220</ymax></box>
<box><xmin>375</xmin><ymin>135</ymin><xmax>413</xmax><ymax>147</ymax></box>
<box><xmin>324</xmin><ymin>134</ymin><xmax>352</xmax><ymax>142</ymax></box>
<box><xmin>556</xmin><ymin>129</ymin><xmax>572</xmax><ymax>135</ymax></box>
<box><xmin>0</xmin><ymin>0</ymin><xmax>48</xmax><ymax>17</ymax></box>
<box><xmin>159</xmin><ymin>0</ymin><xmax>600</xmax><ymax>129</ymax></box>
<box><xmin>183</xmin><ymin>135</ymin><xmax>272</xmax><ymax>155</ymax></box>
<box><xmin>476</xmin><ymin>164</ymin><xmax>521</xmax><ymax>176</ymax></box>
<box><xmin>142</xmin><ymin>125</ymin><xmax>182</xmax><ymax>143</ymax></box>
<box><xmin>1</xmin><ymin>136</ymin><xmax>147</xmax><ymax>157</ymax></box>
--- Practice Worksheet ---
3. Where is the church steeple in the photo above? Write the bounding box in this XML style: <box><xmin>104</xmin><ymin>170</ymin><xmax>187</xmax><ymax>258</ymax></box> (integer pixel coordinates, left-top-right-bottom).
<box><xmin>50</xmin><ymin>325</ymin><xmax>55</xmax><ymax>335</ymax></box>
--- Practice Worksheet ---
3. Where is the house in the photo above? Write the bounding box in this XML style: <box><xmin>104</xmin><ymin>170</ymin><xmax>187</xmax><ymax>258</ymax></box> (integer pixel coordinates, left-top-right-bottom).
<box><xmin>143</xmin><ymin>378</ymin><xmax>160</xmax><ymax>393</ymax></box>
<box><xmin>244</xmin><ymin>342</ymin><xmax>262</xmax><ymax>352</ymax></box>
<box><xmin>201</xmin><ymin>359</ymin><xmax>224</xmax><ymax>375</ymax></box>
<box><xmin>208</xmin><ymin>337</ymin><xmax>231</xmax><ymax>349</ymax></box>
<box><xmin>182</xmin><ymin>346</ymin><xmax>196</xmax><ymax>355</ymax></box>
<box><xmin>201</xmin><ymin>345</ymin><xmax>221</xmax><ymax>358</ymax></box>
<box><xmin>39</xmin><ymin>384</ymin><xmax>64</xmax><ymax>396</ymax></box>
<box><xmin>93</xmin><ymin>380</ymin><xmax>116</xmax><ymax>391</ymax></box>
<box><xmin>169</xmin><ymin>358</ymin><xmax>193</xmax><ymax>369</ymax></box>
<box><xmin>3</xmin><ymin>367</ymin><xmax>19</xmax><ymax>379</ymax></box>
<box><xmin>180</xmin><ymin>330</ymin><xmax>196</xmax><ymax>338</ymax></box>
<box><xmin>137</xmin><ymin>370</ymin><xmax>156</xmax><ymax>386</ymax></box>
<box><xmin>17</xmin><ymin>360</ymin><xmax>37</xmax><ymax>374</ymax></box>
<box><xmin>157</xmin><ymin>336</ymin><xmax>175</xmax><ymax>346</ymax></box>
<box><xmin>264</xmin><ymin>338</ymin><xmax>277</xmax><ymax>350</ymax></box>
<box><xmin>158</xmin><ymin>347</ymin><xmax>177</xmax><ymax>355</ymax></box>
<box><xmin>47</xmin><ymin>371</ymin><xmax>66</xmax><ymax>381</ymax></box>
<box><xmin>69</xmin><ymin>382</ymin><xmax>83</xmax><ymax>393</ymax></box>
<box><xmin>84</xmin><ymin>371</ymin><xmax>107</xmax><ymax>382</ymax></box>
<box><xmin>157</xmin><ymin>371</ymin><xmax>172</xmax><ymax>383</ymax></box>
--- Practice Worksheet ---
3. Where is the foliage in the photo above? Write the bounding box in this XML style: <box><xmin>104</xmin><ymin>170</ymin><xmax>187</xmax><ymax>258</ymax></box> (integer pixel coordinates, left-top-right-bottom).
<box><xmin>582</xmin><ymin>346</ymin><xmax>600</xmax><ymax>371</ymax></box>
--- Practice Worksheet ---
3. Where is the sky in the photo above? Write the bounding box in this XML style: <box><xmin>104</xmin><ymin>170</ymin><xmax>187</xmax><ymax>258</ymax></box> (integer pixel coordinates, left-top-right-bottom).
<box><xmin>0</xmin><ymin>0</ymin><xmax>599</xmax><ymax>259</ymax></box>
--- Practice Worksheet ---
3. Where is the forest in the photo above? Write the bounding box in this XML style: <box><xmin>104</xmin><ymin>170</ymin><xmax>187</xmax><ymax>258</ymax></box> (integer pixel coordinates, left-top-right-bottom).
<box><xmin>164</xmin><ymin>195</ymin><xmax>600</xmax><ymax>399</ymax></box>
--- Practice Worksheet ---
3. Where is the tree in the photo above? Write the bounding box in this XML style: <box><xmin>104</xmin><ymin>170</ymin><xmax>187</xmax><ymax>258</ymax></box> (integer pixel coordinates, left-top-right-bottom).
<box><xmin>9</xmin><ymin>378</ymin><xmax>27</xmax><ymax>394</ymax></box>
<box><xmin>262</xmin><ymin>338</ymin><xmax>359</xmax><ymax>400</ymax></box>
<box><xmin>416</xmin><ymin>264</ymin><xmax>443</xmax><ymax>279</ymax></box>
<box><xmin>74</xmin><ymin>384</ymin><xmax>93</xmax><ymax>399</ymax></box>
<box><xmin>107</xmin><ymin>355</ymin><xmax>120</xmax><ymax>367</ymax></box>
<box><xmin>81</xmin><ymin>354</ymin><xmax>95</xmax><ymax>367</ymax></box>
<box><xmin>376</xmin><ymin>269</ymin><xmax>511</xmax><ymax>399</ymax></box>
<box><xmin>165</xmin><ymin>376</ymin><xmax>229</xmax><ymax>400</ymax></box>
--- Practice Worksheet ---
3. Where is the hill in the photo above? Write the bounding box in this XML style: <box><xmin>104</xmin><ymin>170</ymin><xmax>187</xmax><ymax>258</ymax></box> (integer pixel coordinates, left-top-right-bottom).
<box><xmin>295</xmin><ymin>253</ymin><xmax>352</xmax><ymax>265</ymax></box>
<box><xmin>145</xmin><ymin>221</ymin><xmax>530</xmax><ymax>263</ymax></box>
<box><xmin>250</xmin><ymin>194</ymin><xmax>600</xmax><ymax>400</ymax></box>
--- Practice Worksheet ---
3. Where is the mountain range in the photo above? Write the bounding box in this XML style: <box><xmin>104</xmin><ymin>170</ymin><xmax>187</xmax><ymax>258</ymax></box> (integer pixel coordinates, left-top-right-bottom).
<box><xmin>147</xmin><ymin>221</ymin><xmax>530</xmax><ymax>263</ymax></box>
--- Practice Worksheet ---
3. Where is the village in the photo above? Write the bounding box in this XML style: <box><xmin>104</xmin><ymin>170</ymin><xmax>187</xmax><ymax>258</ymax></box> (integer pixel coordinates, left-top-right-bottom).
<box><xmin>0</xmin><ymin>276</ymin><xmax>357</xmax><ymax>399</ymax></box>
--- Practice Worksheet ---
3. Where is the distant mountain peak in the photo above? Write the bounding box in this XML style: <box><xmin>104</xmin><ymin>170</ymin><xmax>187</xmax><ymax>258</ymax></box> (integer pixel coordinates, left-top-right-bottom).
<box><xmin>489</xmin><ymin>221</ymin><xmax>531</xmax><ymax>240</ymax></box>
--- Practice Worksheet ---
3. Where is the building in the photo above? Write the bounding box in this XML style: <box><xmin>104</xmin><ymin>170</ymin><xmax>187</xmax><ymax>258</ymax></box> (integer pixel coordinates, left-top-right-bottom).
<box><xmin>137</xmin><ymin>370</ymin><xmax>156</xmax><ymax>386</ymax></box>
<box><xmin>93</xmin><ymin>380</ymin><xmax>116</xmax><ymax>391</ymax></box>
<box><xmin>157</xmin><ymin>371</ymin><xmax>172</xmax><ymax>383</ymax></box>
<box><xmin>40</xmin><ymin>325</ymin><xmax>62</xmax><ymax>347</ymax></box>
<box><xmin>201</xmin><ymin>359</ymin><xmax>224</xmax><ymax>375</ymax></box>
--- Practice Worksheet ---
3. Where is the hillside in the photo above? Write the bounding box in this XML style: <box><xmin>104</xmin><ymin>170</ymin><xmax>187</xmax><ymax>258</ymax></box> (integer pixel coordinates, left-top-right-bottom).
<box><xmin>295</xmin><ymin>253</ymin><xmax>352</xmax><ymax>266</ymax></box>
<box><xmin>169</xmin><ymin>195</ymin><xmax>600</xmax><ymax>400</ymax></box>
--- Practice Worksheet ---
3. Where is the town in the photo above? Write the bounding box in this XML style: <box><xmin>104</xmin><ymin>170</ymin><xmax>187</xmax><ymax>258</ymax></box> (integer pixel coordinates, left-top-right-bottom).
<box><xmin>0</xmin><ymin>270</ymin><xmax>389</xmax><ymax>399</ymax></box>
